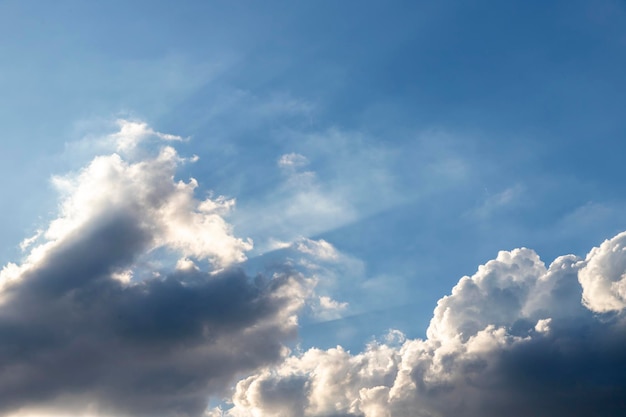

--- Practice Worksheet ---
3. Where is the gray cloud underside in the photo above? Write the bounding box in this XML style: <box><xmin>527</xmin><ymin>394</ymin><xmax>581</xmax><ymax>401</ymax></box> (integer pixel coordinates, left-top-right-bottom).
<box><xmin>0</xmin><ymin>210</ymin><xmax>302</xmax><ymax>417</ymax></box>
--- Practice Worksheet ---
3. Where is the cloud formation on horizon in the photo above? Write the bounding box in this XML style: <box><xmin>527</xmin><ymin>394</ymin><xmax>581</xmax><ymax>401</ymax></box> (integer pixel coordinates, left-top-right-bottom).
<box><xmin>215</xmin><ymin>234</ymin><xmax>626</xmax><ymax>417</ymax></box>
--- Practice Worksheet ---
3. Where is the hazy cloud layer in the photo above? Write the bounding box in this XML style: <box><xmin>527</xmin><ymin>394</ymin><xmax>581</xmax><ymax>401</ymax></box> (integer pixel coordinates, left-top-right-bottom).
<box><xmin>216</xmin><ymin>234</ymin><xmax>626</xmax><ymax>417</ymax></box>
<box><xmin>0</xmin><ymin>123</ymin><xmax>311</xmax><ymax>417</ymax></box>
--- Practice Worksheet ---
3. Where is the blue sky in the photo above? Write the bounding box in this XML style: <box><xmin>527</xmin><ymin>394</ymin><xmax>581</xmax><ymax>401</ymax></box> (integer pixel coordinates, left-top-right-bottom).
<box><xmin>2</xmin><ymin>1</ymin><xmax>626</xmax><ymax>416</ymax></box>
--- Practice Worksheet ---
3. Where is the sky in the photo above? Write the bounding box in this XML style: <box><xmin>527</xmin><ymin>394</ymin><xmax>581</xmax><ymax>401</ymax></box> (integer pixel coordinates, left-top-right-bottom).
<box><xmin>1</xmin><ymin>0</ymin><xmax>626</xmax><ymax>416</ymax></box>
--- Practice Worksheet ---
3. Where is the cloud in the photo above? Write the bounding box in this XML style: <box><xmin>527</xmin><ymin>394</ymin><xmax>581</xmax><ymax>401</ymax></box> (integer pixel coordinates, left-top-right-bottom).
<box><xmin>0</xmin><ymin>267</ymin><xmax>308</xmax><ymax>417</ymax></box>
<box><xmin>278</xmin><ymin>153</ymin><xmax>309</xmax><ymax>170</ymax></box>
<box><xmin>7</xmin><ymin>119</ymin><xmax>626</xmax><ymax>417</ymax></box>
<box><xmin>314</xmin><ymin>296</ymin><xmax>348</xmax><ymax>321</ymax></box>
<box><xmin>247</xmin><ymin>237</ymin><xmax>355</xmax><ymax>323</ymax></box>
<box><xmin>215</xmin><ymin>234</ymin><xmax>626</xmax><ymax>417</ymax></box>
<box><xmin>234</xmin><ymin>128</ymin><xmax>401</xmax><ymax>254</ymax></box>
<box><xmin>295</xmin><ymin>239</ymin><xmax>339</xmax><ymax>262</ymax></box>
<box><xmin>0</xmin><ymin>122</ymin><xmax>314</xmax><ymax>417</ymax></box>
<box><xmin>18</xmin><ymin>230</ymin><xmax>43</xmax><ymax>252</ymax></box>
<box><xmin>469</xmin><ymin>184</ymin><xmax>525</xmax><ymax>219</ymax></box>
<box><xmin>110</xmin><ymin>119</ymin><xmax>186</xmax><ymax>153</ymax></box>
<box><xmin>579</xmin><ymin>231</ymin><xmax>626</xmax><ymax>312</ymax></box>
<box><xmin>42</xmin><ymin>142</ymin><xmax>250</xmax><ymax>272</ymax></box>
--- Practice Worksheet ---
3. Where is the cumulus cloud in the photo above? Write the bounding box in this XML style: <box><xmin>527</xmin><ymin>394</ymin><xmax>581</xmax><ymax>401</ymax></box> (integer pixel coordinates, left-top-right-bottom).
<box><xmin>579</xmin><ymin>231</ymin><xmax>626</xmax><ymax>312</ymax></box>
<box><xmin>36</xmin><ymin>139</ymin><xmax>250</xmax><ymax>273</ymax></box>
<box><xmin>0</xmin><ymin>122</ymin><xmax>313</xmax><ymax>417</ymax></box>
<box><xmin>215</xmin><ymin>235</ymin><xmax>626</xmax><ymax>417</ymax></box>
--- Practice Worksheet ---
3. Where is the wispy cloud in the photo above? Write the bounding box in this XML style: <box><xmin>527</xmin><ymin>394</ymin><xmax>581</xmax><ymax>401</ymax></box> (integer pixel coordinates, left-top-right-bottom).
<box><xmin>278</xmin><ymin>152</ymin><xmax>309</xmax><ymax>170</ymax></box>
<box><xmin>234</xmin><ymin>128</ymin><xmax>403</xmax><ymax>253</ymax></box>
<box><xmin>470</xmin><ymin>184</ymin><xmax>525</xmax><ymax>219</ymax></box>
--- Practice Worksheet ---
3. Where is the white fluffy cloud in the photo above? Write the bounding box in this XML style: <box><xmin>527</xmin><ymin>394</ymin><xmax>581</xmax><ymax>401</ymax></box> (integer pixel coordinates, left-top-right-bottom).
<box><xmin>2</xmin><ymin>123</ymin><xmax>251</xmax><ymax>289</ymax></box>
<box><xmin>579</xmin><ymin>231</ymin><xmax>626</xmax><ymax>312</ymax></box>
<box><xmin>214</xmin><ymin>235</ymin><xmax>626</xmax><ymax>417</ymax></box>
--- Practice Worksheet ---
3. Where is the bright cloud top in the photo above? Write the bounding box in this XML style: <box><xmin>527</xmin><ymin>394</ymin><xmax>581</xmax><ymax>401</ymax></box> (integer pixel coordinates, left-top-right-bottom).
<box><xmin>579</xmin><ymin>232</ymin><xmax>626</xmax><ymax>313</ymax></box>
<box><xmin>2</xmin><ymin>121</ymin><xmax>251</xmax><ymax>290</ymax></box>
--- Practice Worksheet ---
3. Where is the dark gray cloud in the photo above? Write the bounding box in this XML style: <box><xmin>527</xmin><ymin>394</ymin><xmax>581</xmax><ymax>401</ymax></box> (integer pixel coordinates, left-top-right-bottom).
<box><xmin>473</xmin><ymin>318</ymin><xmax>626</xmax><ymax>417</ymax></box>
<box><xmin>405</xmin><ymin>317</ymin><xmax>626</xmax><ymax>417</ymax></box>
<box><xmin>0</xmin><ymin>129</ymin><xmax>311</xmax><ymax>417</ymax></box>
<box><xmin>0</xmin><ymin>207</ymin><xmax>306</xmax><ymax>417</ymax></box>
